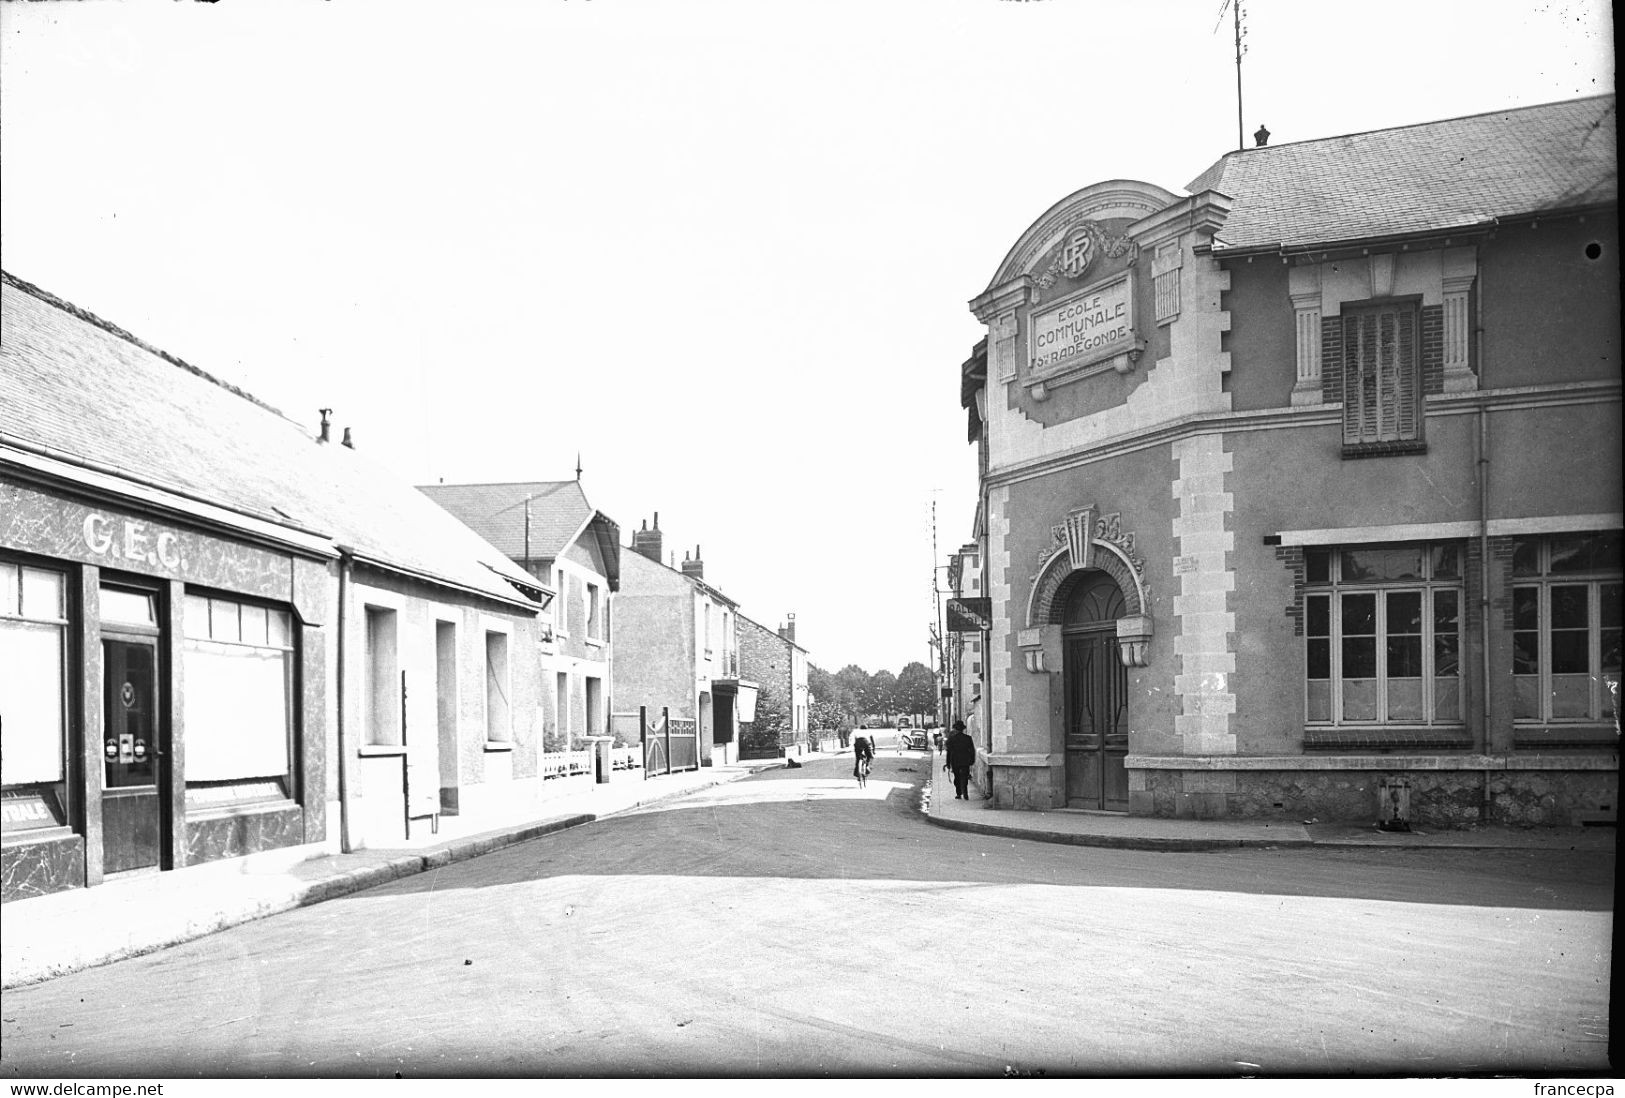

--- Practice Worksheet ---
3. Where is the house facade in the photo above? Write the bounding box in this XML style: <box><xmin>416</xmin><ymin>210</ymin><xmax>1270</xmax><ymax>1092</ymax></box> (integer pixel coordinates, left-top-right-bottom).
<box><xmin>1</xmin><ymin>272</ymin><xmax>548</xmax><ymax>902</ymax></box>
<box><xmin>960</xmin><ymin>96</ymin><xmax>1620</xmax><ymax>825</ymax></box>
<box><xmin>418</xmin><ymin>482</ymin><xmax>621</xmax><ymax>762</ymax></box>
<box><xmin>737</xmin><ymin>612</ymin><xmax>810</xmax><ymax>759</ymax></box>
<box><xmin>612</xmin><ymin>517</ymin><xmax>752</xmax><ymax>767</ymax></box>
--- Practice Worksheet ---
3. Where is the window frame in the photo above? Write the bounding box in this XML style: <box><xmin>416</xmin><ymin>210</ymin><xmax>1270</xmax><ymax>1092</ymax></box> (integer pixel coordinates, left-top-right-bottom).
<box><xmin>0</xmin><ymin>559</ymin><xmax>72</xmax><ymax>833</ymax></box>
<box><xmin>181</xmin><ymin>591</ymin><xmax>297</xmax><ymax>790</ymax></box>
<box><xmin>585</xmin><ymin>581</ymin><xmax>602</xmax><ymax>644</ymax></box>
<box><xmin>553</xmin><ymin>567</ymin><xmax>570</xmax><ymax>637</ymax></box>
<box><xmin>1340</xmin><ymin>297</ymin><xmax>1424</xmax><ymax>457</ymax></box>
<box><xmin>484</xmin><ymin>629</ymin><xmax>511</xmax><ymax>744</ymax></box>
<box><xmin>1510</xmin><ymin>533</ymin><xmax>1622</xmax><ymax>726</ymax></box>
<box><xmin>1303</xmin><ymin>542</ymin><xmax>1464</xmax><ymax>727</ymax></box>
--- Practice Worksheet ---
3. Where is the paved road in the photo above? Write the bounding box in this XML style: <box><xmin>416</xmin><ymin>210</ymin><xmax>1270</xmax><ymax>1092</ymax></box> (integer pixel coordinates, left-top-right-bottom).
<box><xmin>1</xmin><ymin>754</ymin><xmax>1613</xmax><ymax>1078</ymax></box>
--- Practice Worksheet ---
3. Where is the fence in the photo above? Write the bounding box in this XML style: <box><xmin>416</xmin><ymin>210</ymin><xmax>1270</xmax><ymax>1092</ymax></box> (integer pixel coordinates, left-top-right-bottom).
<box><xmin>640</xmin><ymin>706</ymin><xmax>701</xmax><ymax>776</ymax></box>
<box><xmin>540</xmin><ymin>750</ymin><xmax>592</xmax><ymax>780</ymax></box>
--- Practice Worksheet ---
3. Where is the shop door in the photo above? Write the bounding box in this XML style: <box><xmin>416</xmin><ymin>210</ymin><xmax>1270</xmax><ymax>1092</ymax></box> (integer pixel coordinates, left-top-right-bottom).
<box><xmin>1063</xmin><ymin>629</ymin><xmax>1129</xmax><ymax>811</ymax></box>
<box><xmin>102</xmin><ymin>637</ymin><xmax>165</xmax><ymax>873</ymax></box>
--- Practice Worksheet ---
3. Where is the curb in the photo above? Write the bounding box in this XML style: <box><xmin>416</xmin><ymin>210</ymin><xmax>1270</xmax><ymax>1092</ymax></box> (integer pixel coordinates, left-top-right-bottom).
<box><xmin>924</xmin><ymin>810</ymin><xmax>1315</xmax><ymax>852</ymax></box>
<box><xmin>4</xmin><ymin>763</ymin><xmax>783</xmax><ymax>989</ymax></box>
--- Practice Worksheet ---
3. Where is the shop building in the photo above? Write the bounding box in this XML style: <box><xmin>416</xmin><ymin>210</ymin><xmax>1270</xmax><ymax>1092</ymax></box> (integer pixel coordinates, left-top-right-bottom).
<box><xmin>1</xmin><ymin>272</ymin><xmax>547</xmax><ymax>901</ymax></box>
<box><xmin>959</xmin><ymin>96</ymin><xmax>1619</xmax><ymax>824</ymax></box>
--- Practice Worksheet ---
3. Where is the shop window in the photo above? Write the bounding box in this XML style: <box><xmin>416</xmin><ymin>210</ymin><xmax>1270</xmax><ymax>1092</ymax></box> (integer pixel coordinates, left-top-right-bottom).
<box><xmin>1511</xmin><ymin>532</ymin><xmax>1622</xmax><ymax>724</ymax></box>
<box><xmin>364</xmin><ymin>606</ymin><xmax>401</xmax><ymax>746</ymax></box>
<box><xmin>182</xmin><ymin>594</ymin><xmax>295</xmax><ymax>783</ymax></box>
<box><xmin>485</xmin><ymin>630</ymin><xmax>511</xmax><ymax>743</ymax></box>
<box><xmin>1303</xmin><ymin>542</ymin><xmax>1462</xmax><ymax>725</ymax></box>
<box><xmin>1341</xmin><ymin>302</ymin><xmax>1422</xmax><ymax>456</ymax></box>
<box><xmin>1</xmin><ymin>562</ymin><xmax>69</xmax><ymax>831</ymax></box>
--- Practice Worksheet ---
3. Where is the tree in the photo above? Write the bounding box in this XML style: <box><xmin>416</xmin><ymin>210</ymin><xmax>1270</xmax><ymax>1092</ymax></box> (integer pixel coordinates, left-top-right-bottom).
<box><xmin>868</xmin><ymin>669</ymin><xmax>898</xmax><ymax>720</ymax></box>
<box><xmin>834</xmin><ymin>664</ymin><xmax>871</xmax><ymax>724</ymax></box>
<box><xmin>894</xmin><ymin>661</ymin><xmax>937</xmax><ymax>718</ymax></box>
<box><xmin>811</xmin><ymin>663</ymin><xmax>859</xmax><ymax>732</ymax></box>
<box><xmin>740</xmin><ymin>687</ymin><xmax>790</xmax><ymax>756</ymax></box>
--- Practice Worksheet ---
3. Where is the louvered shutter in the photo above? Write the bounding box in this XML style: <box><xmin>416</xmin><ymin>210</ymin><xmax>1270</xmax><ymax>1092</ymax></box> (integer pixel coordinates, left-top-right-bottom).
<box><xmin>1343</xmin><ymin>312</ymin><xmax>1376</xmax><ymax>443</ymax></box>
<box><xmin>1377</xmin><ymin>310</ymin><xmax>1398</xmax><ymax>439</ymax></box>
<box><xmin>1343</xmin><ymin>304</ymin><xmax>1419</xmax><ymax>444</ymax></box>
<box><xmin>1395</xmin><ymin>303</ymin><xmax>1418</xmax><ymax>439</ymax></box>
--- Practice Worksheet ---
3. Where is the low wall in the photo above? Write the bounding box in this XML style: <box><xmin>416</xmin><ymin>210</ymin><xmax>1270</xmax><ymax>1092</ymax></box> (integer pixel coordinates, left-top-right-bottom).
<box><xmin>1128</xmin><ymin>762</ymin><xmax>1618</xmax><ymax>826</ymax></box>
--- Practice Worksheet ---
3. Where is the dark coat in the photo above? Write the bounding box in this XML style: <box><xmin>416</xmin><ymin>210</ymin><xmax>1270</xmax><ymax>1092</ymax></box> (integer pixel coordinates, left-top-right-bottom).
<box><xmin>946</xmin><ymin>730</ymin><xmax>976</xmax><ymax>770</ymax></box>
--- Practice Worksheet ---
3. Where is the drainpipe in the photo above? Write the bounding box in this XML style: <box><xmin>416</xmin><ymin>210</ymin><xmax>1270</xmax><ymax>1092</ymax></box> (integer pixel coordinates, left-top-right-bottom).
<box><xmin>1476</xmin><ymin>275</ymin><xmax>1492</xmax><ymax>822</ymax></box>
<box><xmin>336</xmin><ymin>545</ymin><xmax>356</xmax><ymax>853</ymax></box>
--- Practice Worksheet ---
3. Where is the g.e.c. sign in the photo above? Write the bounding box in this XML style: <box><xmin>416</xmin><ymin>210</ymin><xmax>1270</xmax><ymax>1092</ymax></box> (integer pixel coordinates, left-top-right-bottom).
<box><xmin>83</xmin><ymin>513</ymin><xmax>184</xmax><ymax>570</ymax></box>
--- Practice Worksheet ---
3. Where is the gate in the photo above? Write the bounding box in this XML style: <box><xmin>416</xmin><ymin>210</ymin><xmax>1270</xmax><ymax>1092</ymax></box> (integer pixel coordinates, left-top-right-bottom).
<box><xmin>640</xmin><ymin>706</ymin><xmax>701</xmax><ymax>777</ymax></box>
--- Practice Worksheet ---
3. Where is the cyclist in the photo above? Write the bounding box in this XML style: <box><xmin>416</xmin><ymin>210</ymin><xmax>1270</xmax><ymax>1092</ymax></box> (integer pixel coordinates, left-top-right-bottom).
<box><xmin>853</xmin><ymin>728</ymin><xmax>875</xmax><ymax>787</ymax></box>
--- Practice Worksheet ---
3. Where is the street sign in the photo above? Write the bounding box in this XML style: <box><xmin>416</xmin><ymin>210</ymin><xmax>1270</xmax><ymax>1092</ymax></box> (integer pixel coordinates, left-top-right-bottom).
<box><xmin>946</xmin><ymin>597</ymin><xmax>992</xmax><ymax>633</ymax></box>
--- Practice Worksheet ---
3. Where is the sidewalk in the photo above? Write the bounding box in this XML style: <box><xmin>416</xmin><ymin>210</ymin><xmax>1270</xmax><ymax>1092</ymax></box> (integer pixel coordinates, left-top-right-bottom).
<box><xmin>923</xmin><ymin>750</ymin><xmax>1618</xmax><ymax>855</ymax></box>
<box><xmin>1</xmin><ymin>758</ymin><xmax>785</xmax><ymax>989</ymax></box>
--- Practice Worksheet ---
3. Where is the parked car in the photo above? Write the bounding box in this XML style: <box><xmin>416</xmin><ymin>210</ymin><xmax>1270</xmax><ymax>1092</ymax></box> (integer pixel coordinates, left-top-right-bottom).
<box><xmin>900</xmin><ymin>729</ymin><xmax>929</xmax><ymax>751</ymax></box>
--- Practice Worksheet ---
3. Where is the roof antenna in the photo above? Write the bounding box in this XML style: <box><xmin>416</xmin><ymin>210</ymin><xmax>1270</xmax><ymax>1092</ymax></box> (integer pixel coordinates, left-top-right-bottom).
<box><xmin>1214</xmin><ymin>0</ymin><xmax>1248</xmax><ymax>151</ymax></box>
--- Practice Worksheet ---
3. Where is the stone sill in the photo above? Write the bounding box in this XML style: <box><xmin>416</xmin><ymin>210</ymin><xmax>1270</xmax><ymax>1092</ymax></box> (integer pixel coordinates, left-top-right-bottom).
<box><xmin>1</xmin><ymin>826</ymin><xmax>76</xmax><ymax>848</ymax></box>
<box><xmin>987</xmin><ymin>754</ymin><xmax>1061</xmax><ymax>768</ymax></box>
<box><xmin>482</xmin><ymin>741</ymin><xmax>514</xmax><ymax>753</ymax></box>
<box><xmin>1125</xmin><ymin>754</ymin><xmax>1618</xmax><ymax>772</ymax></box>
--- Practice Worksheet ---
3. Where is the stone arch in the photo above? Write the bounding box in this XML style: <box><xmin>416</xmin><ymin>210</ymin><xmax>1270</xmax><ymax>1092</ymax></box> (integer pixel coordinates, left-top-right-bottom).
<box><xmin>983</xmin><ymin>179</ymin><xmax>1180</xmax><ymax>292</ymax></box>
<box><xmin>1026</xmin><ymin>541</ymin><xmax>1146</xmax><ymax>630</ymax></box>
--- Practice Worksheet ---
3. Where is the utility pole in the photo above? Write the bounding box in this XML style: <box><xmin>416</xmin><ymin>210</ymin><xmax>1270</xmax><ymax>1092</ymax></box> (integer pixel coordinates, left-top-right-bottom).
<box><xmin>931</xmin><ymin>494</ymin><xmax>946</xmax><ymax>729</ymax></box>
<box><xmin>1216</xmin><ymin>0</ymin><xmax>1247</xmax><ymax>151</ymax></box>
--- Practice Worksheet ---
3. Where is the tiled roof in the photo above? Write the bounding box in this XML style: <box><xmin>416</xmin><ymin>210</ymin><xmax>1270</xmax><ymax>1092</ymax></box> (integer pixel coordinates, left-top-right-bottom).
<box><xmin>0</xmin><ymin>272</ymin><xmax>542</xmax><ymax>610</ymax></box>
<box><xmin>417</xmin><ymin>481</ymin><xmax>589</xmax><ymax>563</ymax></box>
<box><xmin>1187</xmin><ymin>95</ymin><xmax>1616</xmax><ymax>253</ymax></box>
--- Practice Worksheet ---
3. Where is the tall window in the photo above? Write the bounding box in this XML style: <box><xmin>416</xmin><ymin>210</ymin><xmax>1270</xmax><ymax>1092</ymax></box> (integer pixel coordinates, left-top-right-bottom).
<box><xmin>1304</xmin><ymin>543</ymin><xmax>1461</xmax><ymax>725</ymax></box>
<box><xmin>1</xmin><ymin>562</ymin><xmax>68</xmax><ymax>827</ymax></box>
<box><xmin>183</xmin><ymin>594</ymin><xmax>294</xmax><ymax>784</ymax></box>
<box><xmin>364</xmin><ymin>606</ymin><xmax>400</xmax><ymax>745</ymax></box>
<box><xmin>485</xmin><ymin>630</ymin><xmax>510</xmax><ymax>743</ymax></box>
<box><xmin>1342</xmin><ymin>302</ymin><xmax>1420</xmax><ymax>450</ymax></box>
<box><xmin>586</xmin><ymin>582</ymin><xmax>602</xmax><ymax>642</ymax></box>
<box><xmin>556</xmin><ymin>671</ymin><xmax>571</xmax><ymax>747</ymax></box>
<box><xmin>1512</xmin><ymin>532</ymin><xmax>1622</xmax><ymax>724</ymax></box>
<box><xmin>553</xmin><ymin>569</ymin><xmax>569</xmax><ymax>636</ymax></box>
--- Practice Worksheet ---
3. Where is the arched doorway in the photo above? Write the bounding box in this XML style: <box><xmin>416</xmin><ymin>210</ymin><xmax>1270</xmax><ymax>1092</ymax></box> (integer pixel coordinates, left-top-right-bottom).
<box><xmin>1062</xmin><ymin>572</ymin><xmax>1128</xmax><ymax>810</ymax></box>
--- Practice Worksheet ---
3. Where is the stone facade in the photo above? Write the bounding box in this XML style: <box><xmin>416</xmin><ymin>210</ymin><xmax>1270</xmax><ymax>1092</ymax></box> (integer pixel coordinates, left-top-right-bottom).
<box><xmin>960</xmin><ymin>100</ymin><xmax>1620</xmax><ymax>827</ymax></box>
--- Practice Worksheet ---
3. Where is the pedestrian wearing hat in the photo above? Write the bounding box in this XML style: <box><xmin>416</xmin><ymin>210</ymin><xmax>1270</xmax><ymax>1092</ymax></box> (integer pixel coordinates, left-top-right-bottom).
<box><xmin>945</xmin><ymin>719</ymin><xmax>976</xmax><ymax>800</ymax></box>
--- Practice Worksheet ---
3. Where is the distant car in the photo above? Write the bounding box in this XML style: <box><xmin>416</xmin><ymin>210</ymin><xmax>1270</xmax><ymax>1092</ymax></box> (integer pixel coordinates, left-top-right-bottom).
<box><xmin>900</xmin><ymin>729</ymin><xmax>929</xmax><ymax>751</ymax></box>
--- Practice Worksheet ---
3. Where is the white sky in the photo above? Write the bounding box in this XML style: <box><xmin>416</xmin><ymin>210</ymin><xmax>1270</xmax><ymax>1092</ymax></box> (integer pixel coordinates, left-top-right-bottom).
<box><xmin>1</xmin><ymin>0</ymin><xmax>1613</xmax><ymax>675</ymax></box>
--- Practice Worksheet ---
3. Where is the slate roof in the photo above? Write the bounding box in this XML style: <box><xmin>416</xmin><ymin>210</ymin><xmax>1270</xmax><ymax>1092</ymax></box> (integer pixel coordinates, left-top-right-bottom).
<box><xmin>417</xmin><ymin>481</ymin><xmax>586</xmax><ymax>562</ymax></box>
<box><xmin>1187</xmin><ymin>95</ymin><xmax>1617</xmax><ymax>254</ymax></box>
<box><xmin>0</xmin><ymin>272</ymin><xmax>543</xmax><ymax>610</ymax></box>
<box><xmin>418</xmin><ymin>481</ymin><xmax>621</xmax><ymax>590</ymax></box>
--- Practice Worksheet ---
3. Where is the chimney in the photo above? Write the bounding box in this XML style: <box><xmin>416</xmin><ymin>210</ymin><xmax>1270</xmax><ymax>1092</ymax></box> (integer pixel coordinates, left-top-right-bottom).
<box><xmin>779</xmin><ymin>612</ymin><xmax>796</xmax><ymax>645</ymax></box>
<box><xmin>681</xmin><ymin>543</ymin><xmax>704</xmax><ymax>581</ymax></box>
<box><xmin>632</xmin><ymin>512</ymin><xmax>664</xmax><ymax>564</ymax></box>
<box><xmin>341</xmin><ymin>427</ymin><xmax>355</xmax><ymax>449</ymax></box>
<box><xmin>317</xmin><ymin>408</ymin><xmax>332</xmax><ymax>443</ymax></box>
<box><xmin>1253</xmin><ymin>123</ymin><xmax>1270</xmax><ymax>148</ymax></box>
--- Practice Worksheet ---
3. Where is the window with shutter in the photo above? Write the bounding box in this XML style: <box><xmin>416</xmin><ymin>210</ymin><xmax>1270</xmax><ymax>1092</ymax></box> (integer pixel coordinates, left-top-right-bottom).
<box><xmin>1342</xmin><ymin>302</ymin><xmax>1423</xmax><ymax>456</ymax></box>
